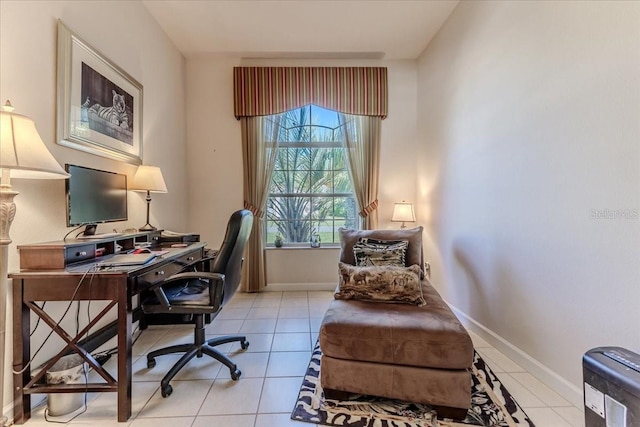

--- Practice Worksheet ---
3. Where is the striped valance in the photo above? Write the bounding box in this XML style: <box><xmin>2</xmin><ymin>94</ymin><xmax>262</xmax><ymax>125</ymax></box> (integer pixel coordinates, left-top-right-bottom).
<box><xmin>233</xmin><ymin>67</ymin><xmax>388</xmax><ymax>119</ymax></box>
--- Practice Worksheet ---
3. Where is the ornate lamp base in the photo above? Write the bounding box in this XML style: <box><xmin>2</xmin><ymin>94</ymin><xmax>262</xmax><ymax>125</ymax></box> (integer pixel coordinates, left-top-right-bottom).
<box><xmin>0</xmin><ymin>186</ymin><xmax>18</xmax><ymax>245</ymax></box>
<box><xmin>0</xmin><ymin>180</ymin><xmax>18</xmax><ymax>426</ymax></box>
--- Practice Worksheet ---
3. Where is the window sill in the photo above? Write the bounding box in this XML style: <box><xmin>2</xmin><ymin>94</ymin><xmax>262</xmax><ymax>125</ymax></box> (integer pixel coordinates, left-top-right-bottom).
<box><xmin>265</xmin><ymin>245</ymin><xmax>340</xmax><ymax>250</ymax></box>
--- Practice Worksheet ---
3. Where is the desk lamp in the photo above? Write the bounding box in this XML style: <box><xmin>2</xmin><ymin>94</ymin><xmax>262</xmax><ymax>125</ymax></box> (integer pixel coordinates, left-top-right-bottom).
<box><xmin>0</xmin><ymin>100</ymin><xmax>69</xmax><ymax>425</ymax></box>
<box><xmin>391</xmin><ymin>201</ymin><xmax>416</xmax><ymax>229</ymax></box>
<box><xmin>130</xmin><ymin>165</ymin><xmax>167</xmax><ymax>231</ymax></box>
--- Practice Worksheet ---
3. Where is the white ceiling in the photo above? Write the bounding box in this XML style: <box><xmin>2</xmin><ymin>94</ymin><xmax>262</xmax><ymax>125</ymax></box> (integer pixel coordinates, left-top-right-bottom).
<box><xmin>142</xmin><ymin>0</ymin><xmax>459</xmax><ymax>60</ymax></box>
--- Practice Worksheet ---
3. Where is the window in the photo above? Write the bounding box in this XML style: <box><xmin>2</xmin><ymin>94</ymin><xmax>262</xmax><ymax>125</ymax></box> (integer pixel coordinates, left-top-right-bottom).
<box><xmin>266</xmin><ymin>105</ymin><xmax>358</xmax><ymax>246</ymax></box>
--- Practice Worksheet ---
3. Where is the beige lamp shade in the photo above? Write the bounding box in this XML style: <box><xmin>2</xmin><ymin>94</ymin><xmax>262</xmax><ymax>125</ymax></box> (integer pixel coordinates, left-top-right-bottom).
<box><xmin>391</xmin><ymin>202</ymin><xmax>416</xmax><ymax>223</ymax></box>
<box><xmin>0</xmin><ymin>101</ymin><xmax>69</xmax><ymax>180</ymax></box>
<box><xmin>130</xmin><ymin>165</ymin><xmax>168</xmax><ymax>193</ymax></box>
<box><xmin>130</xmin><ymin>165</ymin><xmax>167</xmax><ymax>231</ymax></box>
<box><xmin>391</xmin><ymin>201</ymin><xmax>415</xmax><ymax>228</ymax></box>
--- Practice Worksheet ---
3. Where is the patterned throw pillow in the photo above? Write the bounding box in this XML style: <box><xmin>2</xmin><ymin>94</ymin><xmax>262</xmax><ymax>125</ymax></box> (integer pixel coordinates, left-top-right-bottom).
<box><xmin>339</xmin><ymin>227</ymin><xmax>425</xmax><ymax>278</ymax></box>
<box><xmin>353</xmin><ymin>238</ymin><xmax>409</xmax><ymax>267</ymax></box>
<box><xmin>336</xmin><ymin>262</ymin><xmax>426</xmax><ymax>306</ymax></box>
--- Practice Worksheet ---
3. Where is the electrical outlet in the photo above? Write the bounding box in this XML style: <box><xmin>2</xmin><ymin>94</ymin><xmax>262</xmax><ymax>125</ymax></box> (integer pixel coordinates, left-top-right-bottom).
<box><xmin>424</xmin><ymin>262</ymin><xmax>431</xmax><ymax>278</ymax></box>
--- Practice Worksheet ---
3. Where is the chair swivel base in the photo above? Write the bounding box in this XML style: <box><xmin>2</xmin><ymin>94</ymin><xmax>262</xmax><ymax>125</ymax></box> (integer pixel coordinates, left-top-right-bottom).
<box><xmin>146</xmin><ymin>315</ymin><xmax>249</xmax><ymax>397</ymax></box>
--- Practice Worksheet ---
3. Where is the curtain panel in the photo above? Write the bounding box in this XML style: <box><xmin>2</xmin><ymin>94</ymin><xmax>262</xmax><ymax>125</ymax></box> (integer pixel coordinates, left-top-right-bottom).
<box><xmin>233</xmin><ymin>67</ymin><xmax>388</xmax><ymax>119</ymax></box>
<box><xmin>341</xmin><ymin>114</ymin><xmax>381</xmax><ymax>230</ymax></box>
<box><xmin>241</xmin><ymin>116</ymin><xmax>280</xmax><ymax>292</ymax></box>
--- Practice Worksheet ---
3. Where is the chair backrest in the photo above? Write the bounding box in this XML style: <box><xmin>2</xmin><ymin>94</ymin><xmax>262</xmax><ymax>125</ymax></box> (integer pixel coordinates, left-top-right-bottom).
<box><xmin>211</xmin><ymin>209</ymin><xmax>254</xmax><ymax>305</ymax></box>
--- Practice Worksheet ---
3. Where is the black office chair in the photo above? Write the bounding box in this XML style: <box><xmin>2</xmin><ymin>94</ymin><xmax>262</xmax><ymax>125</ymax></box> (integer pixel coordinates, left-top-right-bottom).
<box><xmin>142</xmin><ymin>209</ymin><xmax>254</xmax><ymax>397</ymax></box>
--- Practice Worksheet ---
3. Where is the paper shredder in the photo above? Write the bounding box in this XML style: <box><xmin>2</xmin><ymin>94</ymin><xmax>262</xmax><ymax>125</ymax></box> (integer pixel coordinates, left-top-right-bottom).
<box><xmin>583</xmin><ymin>347</ymin><xmax>640</xmax><ymax>427</ymax></box>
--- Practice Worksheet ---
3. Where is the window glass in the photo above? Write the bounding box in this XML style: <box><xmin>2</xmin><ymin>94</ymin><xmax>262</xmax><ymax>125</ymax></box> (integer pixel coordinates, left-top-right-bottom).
<box><xmin>266</xmin><ymin>105</ymin><xmax>358</xmax><ymax>245</ymax></box>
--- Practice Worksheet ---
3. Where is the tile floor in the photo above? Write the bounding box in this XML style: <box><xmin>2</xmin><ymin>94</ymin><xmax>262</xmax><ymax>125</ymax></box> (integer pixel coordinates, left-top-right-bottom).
<box><xmin>21</xmin><ymin>291</ymin><xmax>585</xmax><ymax>427</ymax></box>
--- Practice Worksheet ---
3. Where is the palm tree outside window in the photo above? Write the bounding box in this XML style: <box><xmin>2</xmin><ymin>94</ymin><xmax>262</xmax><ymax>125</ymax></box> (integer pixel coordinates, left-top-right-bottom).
<box><xmin>266</xmin><ymin>104</ymin><xmax>358</xmax><ymax>246</ymax></box>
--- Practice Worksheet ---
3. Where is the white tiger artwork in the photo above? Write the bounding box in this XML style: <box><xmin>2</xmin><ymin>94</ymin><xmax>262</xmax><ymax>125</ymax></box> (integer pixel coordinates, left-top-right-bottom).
<box><xmin>88</xmin><ymin>90</ymin><xmax>129</xmax><ymax>129</ymax></box>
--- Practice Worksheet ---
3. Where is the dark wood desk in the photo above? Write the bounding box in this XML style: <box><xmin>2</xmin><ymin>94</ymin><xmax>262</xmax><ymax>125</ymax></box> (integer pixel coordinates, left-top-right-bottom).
<box><xmin>10</xmin><ymin>241</ymin><xmax>207</xmax><ymax>424</ymax></box>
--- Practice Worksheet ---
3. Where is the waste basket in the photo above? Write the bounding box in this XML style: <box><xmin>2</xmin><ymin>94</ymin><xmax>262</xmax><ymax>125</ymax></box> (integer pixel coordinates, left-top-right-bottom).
<box><xmin>45</xmin><ymin>354</ymin><xmax>88</xmax><ymax>416</ymax></box>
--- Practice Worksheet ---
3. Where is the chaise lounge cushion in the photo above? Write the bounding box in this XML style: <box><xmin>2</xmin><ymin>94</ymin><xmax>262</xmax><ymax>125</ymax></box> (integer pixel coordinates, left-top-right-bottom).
<box><xmin>321</xmin><ymin>280</ymin><xmax>473</xmax><ymax>370</ymax></box>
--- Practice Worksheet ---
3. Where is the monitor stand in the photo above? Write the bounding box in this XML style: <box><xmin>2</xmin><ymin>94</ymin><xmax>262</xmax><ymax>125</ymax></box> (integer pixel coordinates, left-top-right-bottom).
<box><xmin>82</xmin><ymin>224</ymin><xmax>97</xmax><ymax>236</ymax></box>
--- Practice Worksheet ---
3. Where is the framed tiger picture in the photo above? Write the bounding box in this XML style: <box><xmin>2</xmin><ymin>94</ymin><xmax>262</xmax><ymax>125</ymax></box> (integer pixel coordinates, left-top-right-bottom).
<box><xmin>56</xmin><ymin>20</ymin><xmax>143</xmax><ymax>165</ymax></box>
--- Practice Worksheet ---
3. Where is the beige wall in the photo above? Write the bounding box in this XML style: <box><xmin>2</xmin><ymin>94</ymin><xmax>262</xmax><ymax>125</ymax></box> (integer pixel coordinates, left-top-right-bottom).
<box><xmin>0</xmin><ymin>0</ymin><xmax>187</xmax><ymax>414</ymax></box>
<box><xmin>185</xmin><ymin>58</ymin><xmax>419</xmax><ymax>285</ymax></box>
<box><xmin>417</xmin><ymin>0</ymin><xmax>640</xmax><ymax>404</ymax></box>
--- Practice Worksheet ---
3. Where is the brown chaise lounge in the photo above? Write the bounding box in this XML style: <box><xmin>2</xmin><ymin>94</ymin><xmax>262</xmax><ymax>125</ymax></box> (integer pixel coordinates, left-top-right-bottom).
<box><xmin>319</xmin><ymin>227</ymin><xmax>474</xmax><ymax>420</ymax></box>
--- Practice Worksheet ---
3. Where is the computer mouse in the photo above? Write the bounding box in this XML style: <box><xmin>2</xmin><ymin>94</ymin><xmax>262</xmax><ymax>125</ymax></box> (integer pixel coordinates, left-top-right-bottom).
<box><xmin>133</xmin><ymin>248</ymin><xmax>152</xmax><ymax>254</ymax></box>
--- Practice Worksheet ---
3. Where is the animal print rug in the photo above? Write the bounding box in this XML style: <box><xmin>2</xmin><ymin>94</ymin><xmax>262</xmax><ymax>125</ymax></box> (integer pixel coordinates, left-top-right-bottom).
<box><xmin>292</xmin><ymin>343</ymin><xmax>535</xmax><ymax>427</ymax></box>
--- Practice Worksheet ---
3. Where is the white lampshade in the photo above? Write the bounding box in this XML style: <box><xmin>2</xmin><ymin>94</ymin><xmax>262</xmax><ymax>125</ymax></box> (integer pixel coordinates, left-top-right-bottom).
<box><xmin>0</xmin><ymin>101</ymin><xmax>69</xmax><ymax>180</ymax></box>
<box><xmin>391</xmin><ymin>201</ymin><xmax>416</xmax><ymax>225</ymax></box>
<box><xmin>130</xmin><ymin>165</ymin><xmax>168</xmax><ymax>193</ymax></box>
<box><xmin>391</xmin><ymin>202</ymin><xmax>416</xmax><ymax>223</ymax></box>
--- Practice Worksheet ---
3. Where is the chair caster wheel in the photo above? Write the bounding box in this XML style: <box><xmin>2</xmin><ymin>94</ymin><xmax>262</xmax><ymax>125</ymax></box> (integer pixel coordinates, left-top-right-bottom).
<box><xmin>147</xmin><ymin>358</ymin><xmax>156</xmax><ymax>369</ymax></box>
<box><xmin>161</xmin><ymin>384</ymin><xmax>173</xmax><ymax>397</ymax></box>
<box><xmin>231</xmin><ymin>369</ymin><xmax>242</xmax><ymax>381</ymax></box>
<box><xmin>240</xmin><ymin>340</ymin><xmax>250</xmax><ymax>350</ymax></box>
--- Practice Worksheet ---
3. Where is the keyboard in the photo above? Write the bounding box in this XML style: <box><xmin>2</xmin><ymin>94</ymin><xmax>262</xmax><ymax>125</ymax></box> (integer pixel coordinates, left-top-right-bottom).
<box><xmin>99</xmin><ymin>253</ymin><xmax>156</xmax><ymax>267</ymax></box>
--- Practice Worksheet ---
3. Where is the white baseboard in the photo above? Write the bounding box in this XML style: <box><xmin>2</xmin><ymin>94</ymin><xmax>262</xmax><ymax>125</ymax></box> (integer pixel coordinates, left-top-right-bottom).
<box><xmin>3</xmin><ymin>394</ymin><xmax>49</xmax><ymax>425</ymax></box>
<box><xmin>449</xmin><ymin>304</ymin><xmax>583</xmax><ymax>409</ymax></box>
<box><xmin>265</xmin><ymin>282</ymin><xmax>336</xmax><ymax>292</ymax></box>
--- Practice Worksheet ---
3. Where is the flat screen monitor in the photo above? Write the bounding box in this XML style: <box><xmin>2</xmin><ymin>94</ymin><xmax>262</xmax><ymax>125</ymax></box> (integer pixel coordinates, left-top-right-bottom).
<box><xmin>66</xmin><ymin>164</ymin><xmax>128</xmax><ymax>228</ymax></box>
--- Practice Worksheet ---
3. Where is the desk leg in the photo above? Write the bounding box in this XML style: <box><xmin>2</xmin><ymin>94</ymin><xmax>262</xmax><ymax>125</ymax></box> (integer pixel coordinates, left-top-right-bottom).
<box><xmin>12</xmin><ymin>279</ymin><xmax>30</xmax><ymax>424</ymax></box>
<box><xmin>117</xmin><ymin>288</ymin><xmax>132</xmax><ymax>422</ymax></box>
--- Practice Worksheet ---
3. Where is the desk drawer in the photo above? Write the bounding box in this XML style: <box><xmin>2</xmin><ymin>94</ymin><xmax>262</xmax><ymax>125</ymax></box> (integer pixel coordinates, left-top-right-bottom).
<box><xmin>135</xmin><ymin>250</ymin><xmax>202</xmax><ymax>291</ymax></box>
<box><xmin>66</xmin><ymin>244</ymin><xmax>96</xmax><ymax>264</ymax></box>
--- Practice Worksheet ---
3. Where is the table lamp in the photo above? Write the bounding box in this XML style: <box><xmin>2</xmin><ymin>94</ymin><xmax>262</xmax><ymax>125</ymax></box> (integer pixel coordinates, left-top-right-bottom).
<box><xmin>0</xmin><ymin>100</ymin><xmax>70</xmax><ymax>425</ymax></box>
<box><xmin>391</xmin><ymin>201</ymin><xmax>416</xmax><ymax>229</ymax></box>
<box><xmin>130</xmin><ymin>165</ymin><xmax>167</xmax><ymax>231</ymax></box>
